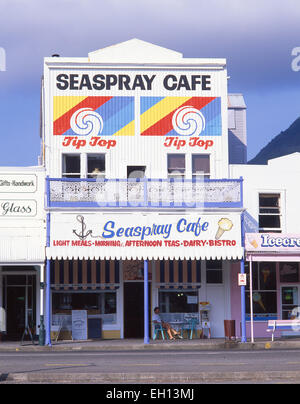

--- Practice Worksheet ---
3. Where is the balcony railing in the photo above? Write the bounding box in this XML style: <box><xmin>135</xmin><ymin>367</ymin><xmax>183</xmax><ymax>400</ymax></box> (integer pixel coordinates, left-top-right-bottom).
<box><xmin>46</xmin><ymin>177</ymin><xmax>243</xmax><ymax>209</ymax></box>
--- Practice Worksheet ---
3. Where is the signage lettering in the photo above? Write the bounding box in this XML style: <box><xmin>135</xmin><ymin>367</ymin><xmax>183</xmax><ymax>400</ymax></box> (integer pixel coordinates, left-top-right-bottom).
<box><xmin>261</xmin><ymin>234</ymin><xmax>300</xmax><ymax>248</ymax></box>
<box><xmin>56</xmin><ymin>74</ymin><xmax>212</xmax><ymax>91</ymax></box>
<box><xmin>164</xmin><ymin>137</ymin><xmax>214</xmax><ymax>150</ymax></box>
<box><xmin>0</xmin><ymin>200</ymin><xmax>37</xmax><ymax>217</ymax></box>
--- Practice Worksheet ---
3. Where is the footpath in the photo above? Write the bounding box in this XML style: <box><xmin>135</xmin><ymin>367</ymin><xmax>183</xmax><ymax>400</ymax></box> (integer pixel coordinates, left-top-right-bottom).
<box><xmin>1</xmin><ymin>336</ymin><xmax>300</xmax><ymax>352</ymax></box>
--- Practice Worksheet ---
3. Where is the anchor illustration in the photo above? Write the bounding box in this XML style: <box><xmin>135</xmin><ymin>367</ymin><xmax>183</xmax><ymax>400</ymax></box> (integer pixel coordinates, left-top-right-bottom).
<box><xmin>73</xmin><ymin>215</ymin><xmax>93</xmax><ymax>240</ymax></box>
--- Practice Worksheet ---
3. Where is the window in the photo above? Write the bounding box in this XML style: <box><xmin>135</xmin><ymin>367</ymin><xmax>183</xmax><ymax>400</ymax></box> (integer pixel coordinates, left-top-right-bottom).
<box><xmin>62</xmin><ymin>154</ymin><xmax>80</xmax><ymax>178</ymax></box>
<box><xmin>280</xmin><ymin>262</ymin><xmax>300</xmax><ymax>283</ymax></box>
<box><xmin>87</xmin><ymin>154</ymin><xmax>105</xmax><ymax>178</ymax></box>
<box><xmin>206</xmin><ymin>260</ymin><xmax>223</xmax><ymax>284</ymax></box>
<box><xmin>167</xmin><ymin>154</ymin><xmax>185</xmax><ymax>178</ymax></box>
<box><xmin>158</xmin><ymin>290</ymin><xmax>198</xmax><ymax>313</ymax></box>
<box><xmin>192</xmin><ymin>154</ymin><xmax>210</xmax><ymax>179</ymax></box>
<box><xmin>259</xmin><ymin>193</ymin><xmax>281</xmax><ymax>232</ymax></box>
<box><xmin>245</xmin><ymin>262</ymin><xmax>277</xmax><ymax>319</ymax></box>
<box><xmin>52</xmin><ymin>292</ymin><xmax>117</xmax><ymax>324</ymax></box>
<box><xmin>62</xmin><ymin>154</ymin><xmax>106</xmax><ymax>178</ymax></box>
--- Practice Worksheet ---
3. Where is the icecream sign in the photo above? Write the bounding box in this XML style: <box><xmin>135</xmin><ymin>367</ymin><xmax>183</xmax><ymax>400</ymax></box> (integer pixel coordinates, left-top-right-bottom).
<box><xmin>245</xmin><ymin>233</ymin><xmax>300</xmax><ymax>251</ymax></box>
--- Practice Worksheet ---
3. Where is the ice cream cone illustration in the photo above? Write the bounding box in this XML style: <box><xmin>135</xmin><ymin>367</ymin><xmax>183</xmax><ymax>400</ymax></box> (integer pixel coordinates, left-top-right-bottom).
<box><xmin>253</xmin><ymin>292</ymin><xmax>266</xmax><ymax>312</ymax></box>
<box><xmin>250</xmin><ymin>239</ymin><xmax>258</xmax><ymax>248</ymax></box>
<box><xmin>262</xmin><ymin>268</ymin><xmax>270</xmax><ymax>284</ymax></box>
<box><xmin>215</xmin><ymin>218</ymin><xmax>233</xmax><ymax>240</ymax></box>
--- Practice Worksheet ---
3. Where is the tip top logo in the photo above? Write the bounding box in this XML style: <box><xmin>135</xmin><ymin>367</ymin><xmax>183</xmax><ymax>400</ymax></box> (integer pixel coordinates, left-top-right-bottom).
<box><xmin>0</xmin><ymin>48</ymin><xmax>6</xmax><ymax>72</ymax></box>
<box><xmin>291</xmin><ymin>47</ymin><xmax>300</xmax><ymax>72</ymax></box>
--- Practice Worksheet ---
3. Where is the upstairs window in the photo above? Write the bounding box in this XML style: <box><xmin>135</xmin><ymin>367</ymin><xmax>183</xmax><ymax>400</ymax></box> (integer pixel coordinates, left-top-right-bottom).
<box><xmin>167</xmin><ymin>154</ymin><xmax>185</xmax><ymax>178</ymax></box>
<box><xmin>62</xmin><ymin>154</ymin><xmax>80</xmax><ymax>178</ymax></box>
<box><xmin>259</xmin><ymin>193</ymin><xmax>281</xmax><ymax>233</ymax></box>
<box><xmin>192</xmin><ymin>154</ymin><xmax>210</xmax><ymax>179</ymax></box>
<box><xmin>87</xmin><ymin>154</ymin><xmax>106</xmax><ymax>178</ymax></box>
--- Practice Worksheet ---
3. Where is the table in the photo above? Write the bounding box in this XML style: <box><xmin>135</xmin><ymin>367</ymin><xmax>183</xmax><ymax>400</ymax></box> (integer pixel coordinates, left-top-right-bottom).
<box><xmin>169</xmin><ymin>321</ymin><xmax>184</xmax><ymax>333</ymax></box>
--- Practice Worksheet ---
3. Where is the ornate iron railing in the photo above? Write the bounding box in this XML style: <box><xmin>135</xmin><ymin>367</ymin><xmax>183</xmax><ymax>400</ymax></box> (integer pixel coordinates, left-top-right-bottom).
<box><xmin>46</xmin><ymin>177</ymin><xmax>243</xmax><ymax>209</ymax></box>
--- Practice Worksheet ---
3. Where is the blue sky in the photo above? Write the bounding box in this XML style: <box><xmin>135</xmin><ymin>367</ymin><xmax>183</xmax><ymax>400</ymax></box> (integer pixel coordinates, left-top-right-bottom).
<box><xmin>0</xmin><ymin>0</ymin><xmax>299</xmax><ymax>166</ymax></box>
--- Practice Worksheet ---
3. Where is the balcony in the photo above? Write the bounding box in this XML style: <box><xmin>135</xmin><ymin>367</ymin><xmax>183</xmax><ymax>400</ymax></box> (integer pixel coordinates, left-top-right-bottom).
<box><xmin>46</xmin><ymin>177</ymin><xmax>243</xmax><ymax>209</ymax></box>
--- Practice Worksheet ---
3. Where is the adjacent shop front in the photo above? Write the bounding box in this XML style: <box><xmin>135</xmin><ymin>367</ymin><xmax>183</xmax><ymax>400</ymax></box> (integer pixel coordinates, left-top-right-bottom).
<box><xmin>243</xmin><ymin>233</ymin><xmax>300</xmax><ymax>339</ymax></box>
<box><xmin>0</xmin><ymin>168</ymin><xmax>46</xmax><ymax>340</ymax></box>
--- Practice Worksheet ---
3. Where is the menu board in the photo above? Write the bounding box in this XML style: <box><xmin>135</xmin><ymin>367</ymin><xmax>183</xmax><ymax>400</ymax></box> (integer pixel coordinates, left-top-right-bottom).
<box><xmin>72</xmin><ymin>310</ymin><xmax>87</xmax><ymax>340</ymax></box>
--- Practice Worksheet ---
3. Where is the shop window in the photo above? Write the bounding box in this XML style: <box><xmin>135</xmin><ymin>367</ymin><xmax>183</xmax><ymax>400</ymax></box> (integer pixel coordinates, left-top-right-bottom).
<box><xmin>167</xmin><ymin>154</ymin><xmax>185</xmax><ymax>178</ymax></box>
<box><xmin>158</xmin><ymin>290</ymin><xmax>198</xmax><ymax>313</ymax></box>
<box><xmin>259</xmin><ymin>193</ymin><xmax>281</xmax><ymax>233</ymax></box>
<box><xmin>192</xmin><ymin>154</ymin><xmax>210</xmax><ymax>179</ymax></box>
<box><xmin>52</xmin><ymin>292</ymin><xmax>116</xmax><ymax>324</ymax></box>
<box><xmin>62</xmin><ymin>154</ymin><xmax>81</xmax><ymax>178</ymax></box>
<box><xmin>87</xmin><ymin>154</ymin><xmax>106</xmax><ymax>178</ymax></box>
<box><xmin>280</xmin><ymin>262</ymin><xmax>300</xmax><ymax>283</ymax></box>
<box><xmin>245</xmin><ymin>262</ymin><xmax>277</xmax><ymax>319</ymax></box>
<box><xmin>206</xmin><ymin>260</ymin><xmax>223</xmax><ymax>284</ymax></box>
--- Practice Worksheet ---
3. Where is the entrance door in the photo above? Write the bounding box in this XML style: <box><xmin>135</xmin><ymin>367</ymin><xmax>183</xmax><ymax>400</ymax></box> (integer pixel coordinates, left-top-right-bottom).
<box><xmin>124</xmin><ymin>282</ymin><xmax>151</xmax><ymax>338</ymax></box>
<box><xmin>7</xmin><ymin>286</ymin><xmax>26</xmax><ymax>339</ymax></box>
<box><xmin>281</xmin><ymin>286</ymin><xmax>299</xmax><ymax>319</ymax></box>
<box><xmin>281</xmin><ymin>286</ymin><xmax>300</xmax><ymax>336</ymax></box>
<box><xmin>4</xmin><ymin>273</ymin><xmax>36</xmax><ymax>340</ymax></box>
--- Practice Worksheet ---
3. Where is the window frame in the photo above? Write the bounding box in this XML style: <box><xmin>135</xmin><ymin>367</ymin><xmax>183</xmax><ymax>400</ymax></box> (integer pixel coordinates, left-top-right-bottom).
<box><xmin>258</xmin><ymin>192</ymin><xmax>282</xmax><ymax>233</ymax></box>
<box><xmin>192</xmin><ymin>154</ymin><xmax>210</xmax><ymax>180</ymax></box>
<box><xmin>62</xmin><ymin>153</ymin><xmax>81</xmax><ymax>178</ymax></box>
<box><xmin>167</xmin><ymin>154</ymin><xmax>186</xmax><ymax>179</ymax></box>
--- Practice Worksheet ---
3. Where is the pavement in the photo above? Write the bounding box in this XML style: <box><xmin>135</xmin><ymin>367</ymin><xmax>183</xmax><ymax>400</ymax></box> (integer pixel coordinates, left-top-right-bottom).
<box><xmin>1</xmin><ymin>336</ymin><xmax>300</xmax><ymax>351</ymax></box>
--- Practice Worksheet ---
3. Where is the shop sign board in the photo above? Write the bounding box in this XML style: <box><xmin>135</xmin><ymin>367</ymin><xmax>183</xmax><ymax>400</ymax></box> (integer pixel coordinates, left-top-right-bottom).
<box><xmin>48</xmin><ymin>213</ymin><xmax>243</xmax><ymax>260</ymax></box>
<box><xmin>246</xmin><ymin>233</ymin><xmax>300</xmax><ymax>252</ymax></box>
<box><xmin>72</xmin><ymin>310</ymin><xmax>87</xmax><ymax>340</ymax></box>
<box><xmin>48</xmin><ymin>67</ymin><xmax>225</xmax><ymax>156</ymax></box>
<box><xmin>0</xmin><ymin>174</ymin><xmax>37</xmax><ymax>193</ymax></box>
<box><xmin>0</xmin><ymin>200</ymin><xmax>37</xmax><ymax>217</ymax></box>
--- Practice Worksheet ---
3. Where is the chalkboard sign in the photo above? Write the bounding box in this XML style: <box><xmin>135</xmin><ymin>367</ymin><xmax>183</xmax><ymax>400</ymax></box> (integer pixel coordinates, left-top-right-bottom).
<box><xmin>72</xmin><ymin>310</ymin><xmax>87</xmax><ymax>340</ymax></box>
<box><xmin>88</xmin><ymin>318</ymin><xmax>102</xmax><ymax>339</ymax></box>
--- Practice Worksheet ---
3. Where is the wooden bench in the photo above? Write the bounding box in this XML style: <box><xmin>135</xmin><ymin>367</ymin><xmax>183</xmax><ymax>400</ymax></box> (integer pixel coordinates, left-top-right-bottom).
<box><xmin>267</xmin><ymin>319</ymin><xmax>300</xmax><ymax>341</ymax></box>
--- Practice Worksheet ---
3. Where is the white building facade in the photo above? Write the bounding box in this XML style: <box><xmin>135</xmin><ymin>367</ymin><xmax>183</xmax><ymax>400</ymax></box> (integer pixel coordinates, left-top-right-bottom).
<box><xmin>41</xmin><ymin>39</ymin><xmax>244</xmax><ymax>342</ymax></box>
<box><xmin>0</xmin><ymin>167</ymin><xmax>46</xmax><ymax>340</ymax></box>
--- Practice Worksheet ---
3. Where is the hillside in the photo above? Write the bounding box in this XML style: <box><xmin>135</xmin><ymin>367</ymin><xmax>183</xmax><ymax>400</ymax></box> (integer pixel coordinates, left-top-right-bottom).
<box><xmin>248</xmin><ymin>117</ymin><xmax>300</xmax><ymax>164</ymax></box>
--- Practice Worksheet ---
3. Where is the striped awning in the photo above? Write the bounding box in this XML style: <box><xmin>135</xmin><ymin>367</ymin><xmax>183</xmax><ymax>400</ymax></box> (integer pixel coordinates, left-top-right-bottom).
<box><xmin>50</xmin><ymin>259</ymin><xmax>120</xmax><ymax>290</ymax></box>
<box><xmin>155</xmin><ymin>259</ymin><xmax>201</xmax><ymax>289</ymax></box>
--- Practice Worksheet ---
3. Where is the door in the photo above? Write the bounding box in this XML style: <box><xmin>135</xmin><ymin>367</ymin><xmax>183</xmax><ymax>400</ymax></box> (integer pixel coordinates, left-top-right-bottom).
<box><xmin>281</xmin><ymin>286</ymin><xmax>299</xmax><ymax>319</ymax></box>
<box><xmin>7</xmin><ymin>286</ymin><xmax>26</xmax><ymax>339</ymax></box>
<box><xmin>5</xmin><ymin>274</ymin><xmax>36</xmax><ymax>340</ymax></box>
<box><xmin>127</xmin><ymin>166</ymin><xmax>146</xmax><ymax>178</ymax></box>
<box><xmin>207</xmin><ymin>285</ymin><xmax>226</xmax><ymax>337</ymax></box>
<box><xmin>281</xmin><ymin>286</ymin><xmax>300</xmax><ymax>336</ymax></box>
<box><xmin>124</xmin><ymin>282</ymin><xmax>151</xmax><ymax>338</ymax></box>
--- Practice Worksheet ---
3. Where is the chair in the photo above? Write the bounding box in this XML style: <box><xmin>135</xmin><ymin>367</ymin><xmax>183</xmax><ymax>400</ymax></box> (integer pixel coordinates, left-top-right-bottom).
<box><xmin>181</xmin><ymin>318</ymin><xmax>198</xmax><ymax>339</ymax></box>
<box><xmin>152</xmin><ymin>322</ymin><xmax>169</xmax><ymax>340</ymax></box>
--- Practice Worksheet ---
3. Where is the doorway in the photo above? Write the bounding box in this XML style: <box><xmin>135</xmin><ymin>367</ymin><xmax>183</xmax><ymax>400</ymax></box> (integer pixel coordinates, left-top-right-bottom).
<box><xmin>3</xmin><ymin>272</ymin><xmax>36</xmax><ymax>340</ymax></box>
<box><xmin>123</xmin><ymin>282</ymin><xmax>151</xmax><ymax>338</ymax></box>
<box><xmin>281</xmin><ymin>285</ymin><xmax>300</xmax><ymax>336</ymax></box>
<box><xmin>127</xmin><ymin>166</ymin><xmax>146</xmax><ymax>178</ymax></box>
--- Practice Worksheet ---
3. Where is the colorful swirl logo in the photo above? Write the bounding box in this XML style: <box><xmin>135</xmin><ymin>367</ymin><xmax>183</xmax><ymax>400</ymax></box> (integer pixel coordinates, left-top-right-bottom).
<box><xmin>70</xmin><ymin>108</ymin><xmax>103</xmax><ymax>136</ymax></box>
<box><xmin>172</xmin><ymin>106</ymin><xmax>205</xmax><ymax>136</ymax></box>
